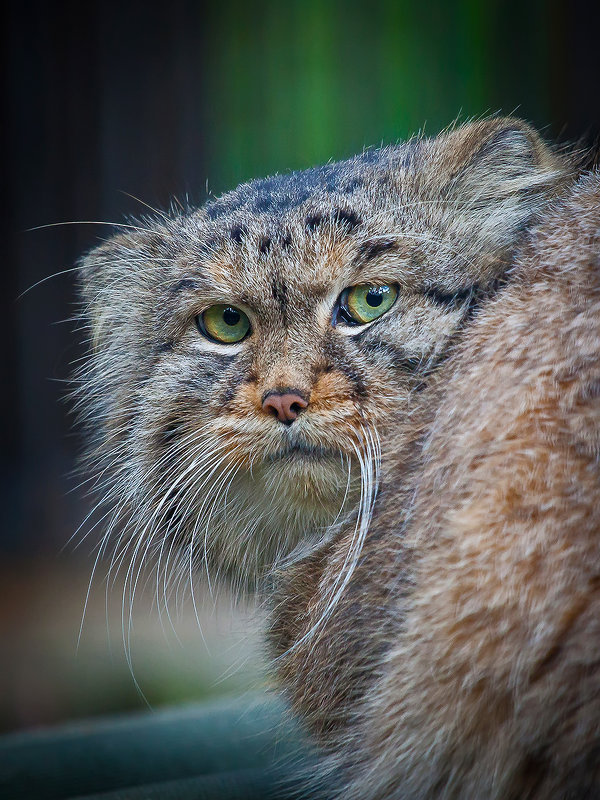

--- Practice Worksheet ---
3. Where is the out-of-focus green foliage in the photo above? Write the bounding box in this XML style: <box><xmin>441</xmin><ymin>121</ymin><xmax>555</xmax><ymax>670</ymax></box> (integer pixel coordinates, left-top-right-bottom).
<box><xmin>200</xmin><ymin>0</ymin><xmax>559</xmax><ymax>195</ymax></box>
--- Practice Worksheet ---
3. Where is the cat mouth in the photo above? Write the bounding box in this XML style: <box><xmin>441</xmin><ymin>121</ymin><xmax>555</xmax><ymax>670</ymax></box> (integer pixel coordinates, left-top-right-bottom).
<box><xmin>267</xmin><ymin>442</ymin><xmax>339</xmax><ymax>462</ymax></box>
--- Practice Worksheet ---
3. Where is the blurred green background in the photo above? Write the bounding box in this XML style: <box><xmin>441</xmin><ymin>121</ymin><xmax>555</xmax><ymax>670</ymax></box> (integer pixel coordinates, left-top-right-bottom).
<box><xmin>2</xmin><ymin>0</ymin><xmax>598</xmax><ymax>734</ymax></box>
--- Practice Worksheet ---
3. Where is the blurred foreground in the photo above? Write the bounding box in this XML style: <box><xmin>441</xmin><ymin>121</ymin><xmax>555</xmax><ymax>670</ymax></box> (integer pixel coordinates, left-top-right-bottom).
<box><xmin>1</xmin><ymin>557</ymin><xmax>264</xmax><ymax>733</ymax></box>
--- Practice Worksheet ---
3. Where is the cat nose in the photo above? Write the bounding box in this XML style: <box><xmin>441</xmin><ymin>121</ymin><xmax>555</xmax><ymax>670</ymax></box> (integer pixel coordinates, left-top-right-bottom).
<box><xmin>262</xmin><ymin>390</ymin><xmax>309</xmax><ymax>424</ymax></box>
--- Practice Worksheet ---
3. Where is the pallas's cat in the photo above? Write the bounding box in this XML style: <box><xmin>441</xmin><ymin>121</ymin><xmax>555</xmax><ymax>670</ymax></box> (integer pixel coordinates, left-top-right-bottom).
<box><xmin>76</xmin><ymin>118</ymin><xmax>600</xmax><ymax>798</ymax></box>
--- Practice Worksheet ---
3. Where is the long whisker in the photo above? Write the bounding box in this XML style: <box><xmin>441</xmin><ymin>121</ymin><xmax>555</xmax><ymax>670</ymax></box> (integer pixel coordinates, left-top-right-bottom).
<box><xmin>280</xmin><ymin>423</ymin><xmax>380</xmax><ymax>655</ymax></box>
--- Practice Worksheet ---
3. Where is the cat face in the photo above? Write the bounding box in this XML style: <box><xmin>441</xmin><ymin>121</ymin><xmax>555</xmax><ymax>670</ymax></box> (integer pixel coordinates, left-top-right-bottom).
<box><xmin>76</xmin><ymin>118</ymin><xmax>566</xmax><ymax>587</ymax></box>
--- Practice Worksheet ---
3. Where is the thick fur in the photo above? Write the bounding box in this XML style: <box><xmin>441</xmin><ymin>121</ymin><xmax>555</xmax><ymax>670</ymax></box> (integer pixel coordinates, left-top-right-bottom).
<box><xmin>271</xmin><ymin>173</ymin><xmax>600</xmax><ymax>798</ymax></box>
<box><xmin>73</xmin><ymin>118</ymin><xmax>600</xmax><ymax>797</ymax></box>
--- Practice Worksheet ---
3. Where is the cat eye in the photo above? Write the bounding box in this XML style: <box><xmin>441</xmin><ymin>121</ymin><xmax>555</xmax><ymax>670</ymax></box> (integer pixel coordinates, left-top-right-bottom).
<box><xmin>196</xmin><ymin>304</ymin><xmax>251</xmax><ymax>343</ymax></box>
<box><xmin>334</xmin><ymin>284</ymin><xmax>398</xmax><ymax>326</ymax></box>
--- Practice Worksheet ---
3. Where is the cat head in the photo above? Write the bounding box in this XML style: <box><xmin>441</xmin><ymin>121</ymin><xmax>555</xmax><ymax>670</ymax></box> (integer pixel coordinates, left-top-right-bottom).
<box><xmin>76</xmin><ymin>117</ymin><xmax>570</xmax><ymax>589</ymax></box>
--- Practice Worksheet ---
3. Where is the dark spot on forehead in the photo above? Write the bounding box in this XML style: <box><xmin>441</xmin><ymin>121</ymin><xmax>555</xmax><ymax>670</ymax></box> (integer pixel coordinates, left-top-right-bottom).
<box><xmin>357</xmin><ymin>238</ymin><xmax>398</xmax><ymax>262</ymax></box>
<box><xmin>281</xmin><ymin>231</ymin><xmax>293</xmax><ymax>249</ymax></box>
<box><xmin>259</xmin><ymin>236</ymin><xmax>272</xmax><ymax>255</ymax></box>
<box><xmin>332</xmin><ymin>208</ymin><xmax>361</xmax><ymax>231</ymax></box>
<box><xmin>271</xmin><ymin>278</ymin><xmax>288</xmax><ymax>319</ymax></box>
<box><xmin>230</xmin><ymin>225</ymin><xmax>247</xmax><ymax>244</ymax></box>
<box><xmin>201</xmin><ymin>146</ymin><xmax>398</xmax><ymax>224</ymax></box>
<box><xmin>306</xmin><ymin>213</ymin><xmax>324</xmax><ymax>231</ymax></box>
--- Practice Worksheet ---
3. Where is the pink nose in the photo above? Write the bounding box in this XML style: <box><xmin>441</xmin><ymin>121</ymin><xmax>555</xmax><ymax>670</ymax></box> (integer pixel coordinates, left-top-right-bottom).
<box><xmin>262</xmin><ymin>391</ymin><xmax>309</xmax><ymax>424</ymax></box>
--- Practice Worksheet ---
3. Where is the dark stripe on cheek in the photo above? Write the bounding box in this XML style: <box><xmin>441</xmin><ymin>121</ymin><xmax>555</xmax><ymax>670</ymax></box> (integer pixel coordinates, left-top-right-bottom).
<box><xmin>424</xmin><ymin>284</ymin><xmax>476</xmax><ymax>308</ymax></box>
<box><xmin>219</xmin><ymin>370</ymin><xmax>256</xmax><ymax>407</ymax></box>
<box><xmin>337</xmin><ymin>362</ymin><xmax>368</xmax><ymax>398</ymax></box>
<box><xmin>360</xmin><ymin>340</ymin><xmax>423</xmax><ymax>373</ymax></box>
<box><xmin>158</xmin><ymin>414</ymin><xmax>185</xmax><ymax>449</ymax></box>
<box><xmin>230</xmin><ymin>225</ymin><xmax>247</xmax><ymax>243</ymax></box>
<box><xmin>324</xmin><ymin>337</ymin><xmax>369</xmax><ymax>399</ymax></box>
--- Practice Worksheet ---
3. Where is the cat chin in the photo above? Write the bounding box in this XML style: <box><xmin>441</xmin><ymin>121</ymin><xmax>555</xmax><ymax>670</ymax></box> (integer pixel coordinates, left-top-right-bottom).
<box><xmin>259</xmin><ymin>452</ymin><xmax>355</xmax><ymax>511</ymax></box>
<box><xmin>199</xmin><ymin>454</ymin><xmax>358</xmax><ymax>584</ymax></box>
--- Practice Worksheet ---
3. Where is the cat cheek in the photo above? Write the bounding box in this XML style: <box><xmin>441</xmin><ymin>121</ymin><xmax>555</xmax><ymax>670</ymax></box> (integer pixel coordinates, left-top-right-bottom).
<box><xmin>215</xmin><ymin>377</ymin><xmax>264</xmax><ymax>421</ymax></box>
<box><xmin>310</xmin><ymin>368</ymin><xmax>368</xmax><ymax>412</ymax></box>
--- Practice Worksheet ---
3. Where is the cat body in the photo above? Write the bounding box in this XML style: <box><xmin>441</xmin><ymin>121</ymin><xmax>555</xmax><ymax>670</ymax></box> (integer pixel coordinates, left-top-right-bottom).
<box><xmin>76</xmin><ymin>118</ymin><xmax>600</xmax><ymax>797</ymax></box>
<box><xmin>271</xmin><ymin>172</ymin><xmax>600</xmax><ymax>798</ymax></box>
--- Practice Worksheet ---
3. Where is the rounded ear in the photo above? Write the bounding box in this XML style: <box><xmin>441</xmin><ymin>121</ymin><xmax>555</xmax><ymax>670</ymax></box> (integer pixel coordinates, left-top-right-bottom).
<box><xmin>443</xmin><ymin>117</ymin><xmax>568</xmax><ymax>205</ymax></box>
<box><xmin>77</xmin><ymin>234</ymin><xmax>128</xmax><ymax>351</ymax></box>
<box><xmin>77</xmin><ymin>229</ymin><xmax>154</xmax><ymax>352</ymax></box>
<box><xmin>429</xmin><ymin>118</ymin><xmax>573</xmax><ymax>269</ymax></box>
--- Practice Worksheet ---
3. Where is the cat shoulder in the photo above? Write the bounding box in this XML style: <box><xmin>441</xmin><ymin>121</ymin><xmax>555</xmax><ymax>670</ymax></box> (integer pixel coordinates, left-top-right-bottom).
<box><xmin>338</xmin><ymin>171</ymin><xmax>600</xmax><ymax>800</ymax></box>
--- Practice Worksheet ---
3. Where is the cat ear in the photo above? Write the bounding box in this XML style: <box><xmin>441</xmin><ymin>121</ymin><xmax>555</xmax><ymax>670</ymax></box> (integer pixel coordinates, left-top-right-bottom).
<box><xmin>447</xmin><ymin>117</ymin><xmax>564</xmax><ymax>192</ymax></box>
<box><xmin>77</xmin><ymin>231</ymin><xmax>139</xmax><ymax>351</ymax></box>
<box><xmin>436</xmin><ymin>118</ymin><xmax>570</xmax><ymax>262</ymax></box>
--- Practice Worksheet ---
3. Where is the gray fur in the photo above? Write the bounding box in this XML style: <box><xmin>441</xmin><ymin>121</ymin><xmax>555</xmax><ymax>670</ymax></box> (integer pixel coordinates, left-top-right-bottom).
<box><xmin>74</xmin><ymin>117</ymin><xmax>586</xmax><ymax>798</ymax></box>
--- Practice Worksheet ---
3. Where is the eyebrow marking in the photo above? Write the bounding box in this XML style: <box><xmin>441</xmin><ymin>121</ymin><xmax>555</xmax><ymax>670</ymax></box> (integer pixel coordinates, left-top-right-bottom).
<box><xmin>356</xmin><ymin>238</ymin><xmax>398</xmax><ymax>263</ymax></box>
<box><xmin>169</xmin><ymin>278</ymin><xmax>200</xmax><ymax>294</ymax></box>
<box><xmin>424</xmin><ymin>275</ymin><xmax>509</xmax><ymax>312</ymax></box>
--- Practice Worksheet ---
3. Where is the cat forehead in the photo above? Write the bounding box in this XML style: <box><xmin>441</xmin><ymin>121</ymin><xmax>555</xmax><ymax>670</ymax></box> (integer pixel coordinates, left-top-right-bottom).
<box><xmin>163</xmin><ymin>142</ymin><xmax>425</xmax><ymax>296</ymax></box>
<box><xmin>201</xmin><ymin>142</ymin><xmax>417</xmax><ymax>223</ymax></box>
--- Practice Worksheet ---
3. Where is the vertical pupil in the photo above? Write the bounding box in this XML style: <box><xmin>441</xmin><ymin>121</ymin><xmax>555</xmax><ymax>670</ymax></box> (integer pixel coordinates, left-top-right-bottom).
<box><xmin>223</xmin><ymin>307</ymin><xmax>241</xmax><ymax>326</ymax></box>
<box><xmin>366</xmin><ymin>289</ymin><xmax>383</xmax><ymax>307</ymax></box>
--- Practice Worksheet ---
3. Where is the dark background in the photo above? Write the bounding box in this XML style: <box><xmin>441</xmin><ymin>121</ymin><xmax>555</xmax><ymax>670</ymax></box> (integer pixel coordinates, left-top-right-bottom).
<box><xmin>2</xmin><ymin>0</ymin><xmax>599</xmax><ymax>732</ymax></box>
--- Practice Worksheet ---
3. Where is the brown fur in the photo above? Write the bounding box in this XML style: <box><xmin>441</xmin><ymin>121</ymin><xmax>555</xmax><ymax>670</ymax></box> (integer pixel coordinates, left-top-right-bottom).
<box><xmin>270</xmin><ymin>173</ymin><xmax>600</xmax><ymax>798</ymax></box>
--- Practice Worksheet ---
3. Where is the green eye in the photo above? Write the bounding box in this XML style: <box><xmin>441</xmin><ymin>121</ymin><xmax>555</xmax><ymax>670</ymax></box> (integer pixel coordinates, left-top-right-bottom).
<box><xmin>197</xmin><ymin>305</ymin><xmax>251</xmax><ymax>343</ymax></box>
<box><xmin>338</xmin><ymin>284</ymin><xmax>398</xmax><ymax>325</ymax></box>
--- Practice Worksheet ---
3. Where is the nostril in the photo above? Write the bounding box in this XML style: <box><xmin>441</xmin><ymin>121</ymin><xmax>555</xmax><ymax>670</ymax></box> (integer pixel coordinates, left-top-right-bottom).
<box><xmin>262</xmin><ymin>390</ymin><xmax>309</xmax><ymax>424</ymax></box>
